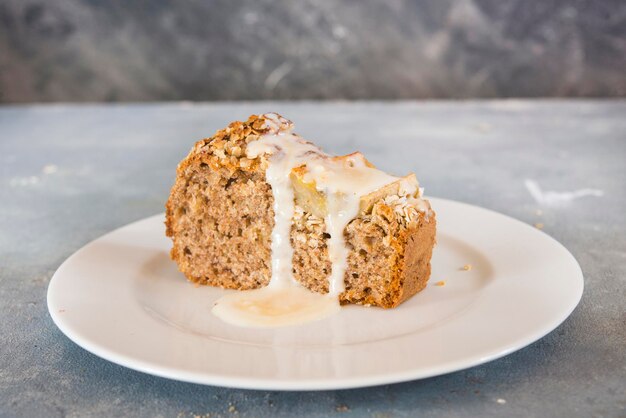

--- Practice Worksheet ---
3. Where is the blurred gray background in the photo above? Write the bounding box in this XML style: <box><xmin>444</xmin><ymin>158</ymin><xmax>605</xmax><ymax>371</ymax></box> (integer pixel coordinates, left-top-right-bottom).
<box><xmin>1</xmin><ymin>0</ymin><xmax>624</xmax><ymax>103</ymax></box>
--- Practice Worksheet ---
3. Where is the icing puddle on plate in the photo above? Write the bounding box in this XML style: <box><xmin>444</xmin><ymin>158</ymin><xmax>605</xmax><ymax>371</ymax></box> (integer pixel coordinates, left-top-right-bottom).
<box><xmin>212</xmin><ymin>284</ymin><xmax>340</xmax><ymax>328</ymax></box>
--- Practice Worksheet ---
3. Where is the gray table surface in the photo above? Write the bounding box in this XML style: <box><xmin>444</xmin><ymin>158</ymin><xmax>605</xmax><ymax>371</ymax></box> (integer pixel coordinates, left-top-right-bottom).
<box><xmin>0</xmin><ymin>100</ymin><xmax>624</xmax><ymax>418</ymax></box>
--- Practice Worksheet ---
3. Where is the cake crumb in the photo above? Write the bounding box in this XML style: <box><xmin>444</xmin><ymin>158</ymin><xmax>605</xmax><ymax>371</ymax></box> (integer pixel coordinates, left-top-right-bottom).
<box><xmin>534</xmin><ymin>223</ymin><xmax>544</xmax><ymax>229</ymax></box>
<box><xmin>42</xmin><ymin>164</ymin><xmax>58</xmax><ymax>175</ymax></box>
<box><xmin>474</xmin><ymin>122</ymin><xmax>492</xmax><ymax>133</ymax></box>
<box><xmin>228</xmin><ymin>404</ymin><xmax>237</xmax><ymax>414</ymax></box>
<box><xmin>461</xmin><ymin>264</ymin><xmax>472</xmax><ymax>271</ymax></box>
<box><xmin>435</xmin><ymin>281</ymin><xmax>446</xmax><ymax>286</ymax></box>
<box><xmin>496</xmin><ymin>398</ymin><xmax>506</xmax><ymax>404</ymax></box>
<box><xmin>336</xmin><ymin>404</ymin><xmax>350</xmax><ymax>412</ymax></box>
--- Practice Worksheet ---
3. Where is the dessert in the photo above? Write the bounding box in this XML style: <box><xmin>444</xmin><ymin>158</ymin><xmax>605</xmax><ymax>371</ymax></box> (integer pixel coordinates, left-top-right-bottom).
<box><xmin>165</xmin><ymin>113</ymin><xmax>436</xmax><ymax>327</ymax></box>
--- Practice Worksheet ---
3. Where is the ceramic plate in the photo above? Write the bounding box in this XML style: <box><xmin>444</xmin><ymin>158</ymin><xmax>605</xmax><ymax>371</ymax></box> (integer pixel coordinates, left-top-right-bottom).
<box><xmin>47</xmin><ymin>198</ymin><xmax>583</xmax><ymax>390</ymax></box>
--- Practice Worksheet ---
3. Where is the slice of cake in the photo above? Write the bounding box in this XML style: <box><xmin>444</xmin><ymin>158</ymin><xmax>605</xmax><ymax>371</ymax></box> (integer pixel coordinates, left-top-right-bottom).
<box><xmin>165</xmin><ymin>113</ymin><xmax>436</xmax><ymax>312</ymax></box>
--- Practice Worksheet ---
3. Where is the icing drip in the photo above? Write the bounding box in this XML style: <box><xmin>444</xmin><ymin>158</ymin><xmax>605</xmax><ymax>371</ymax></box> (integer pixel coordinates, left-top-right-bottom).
<box><xmin>212</xmin><ymin>113</ymin><xmax>425</xmax><ymax>328</ymax></box>
<box><xmin>303</xmin><ymin>154</ymin><xmax>401</xmax><ymax>296</ymax></box>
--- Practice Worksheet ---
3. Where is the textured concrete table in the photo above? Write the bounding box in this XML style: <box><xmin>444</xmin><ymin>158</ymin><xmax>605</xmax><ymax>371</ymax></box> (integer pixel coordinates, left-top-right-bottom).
<box><xmin>1</xmin><ymin>101</ymin><xmax>624</xmax><ymax>417</ymax></box>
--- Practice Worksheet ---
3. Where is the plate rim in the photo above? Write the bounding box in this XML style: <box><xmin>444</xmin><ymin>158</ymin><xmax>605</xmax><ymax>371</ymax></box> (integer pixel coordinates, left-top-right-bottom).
<box><xmin>47</xmin><ymin>197</ymin><xmax>584</xmax><ymax>391</ymax></box>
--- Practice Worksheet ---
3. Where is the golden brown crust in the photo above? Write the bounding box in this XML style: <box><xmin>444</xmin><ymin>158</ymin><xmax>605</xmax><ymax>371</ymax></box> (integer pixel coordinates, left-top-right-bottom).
<box><xmin>395</xmin><ymin>212</ymin><xmax>437</xmax><ymax>307</ymax></box>
<box><xmin>166</xmin><ymin>116</ymin><xmax>264</xmax><ymax>236</ymax></box>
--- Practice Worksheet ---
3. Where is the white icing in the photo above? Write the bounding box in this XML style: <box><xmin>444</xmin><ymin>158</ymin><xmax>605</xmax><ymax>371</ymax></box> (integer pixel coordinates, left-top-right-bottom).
<box><xmin>211</xmin><ymin>285</ymin><xmax>340</xmax><ymax>328</ymax></box>
<box><xmin>245</xmin><ymin>132</ymin><xmax>319</xmax><ymax>288</ymax></box>
<box><xmin>211</xmin><ymin>113</ymin><xmax>427</xmax><ymax>328</ymax></box>
<box><xmin>303</xmin><ymin>154</ymin><xmax>402</xmax><ymax>296</ymax></box>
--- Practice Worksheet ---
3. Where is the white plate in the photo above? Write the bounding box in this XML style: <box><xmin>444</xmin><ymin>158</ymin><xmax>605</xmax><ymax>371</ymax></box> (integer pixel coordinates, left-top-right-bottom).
<box><xmin>47</xmin><ymin>198</ymin><xmax>583</xmax><ymax>391</ymax></box>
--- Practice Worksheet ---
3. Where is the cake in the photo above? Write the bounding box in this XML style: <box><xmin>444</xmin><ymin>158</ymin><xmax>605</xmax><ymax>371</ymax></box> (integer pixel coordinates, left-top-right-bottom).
<box><xmin>165</xmin><ymin>113</ymin><xmax>436</xmax><ymax>312</ymax></box>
